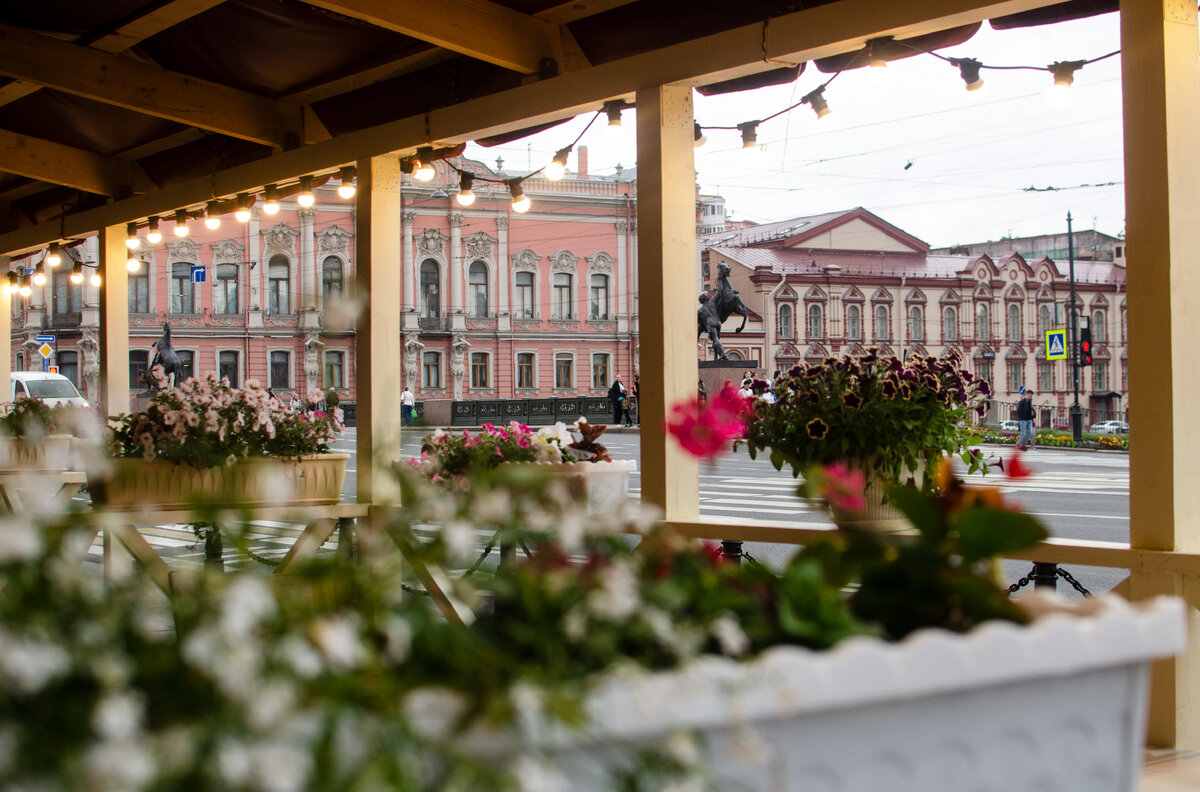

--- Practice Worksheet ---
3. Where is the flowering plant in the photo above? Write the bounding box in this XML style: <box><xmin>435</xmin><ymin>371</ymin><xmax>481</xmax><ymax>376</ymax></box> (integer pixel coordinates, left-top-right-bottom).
<box><xmin>0</xmin><ymin>394</ymin><xmax>64</xmax><ymax>438</ymax></box>
<box><xmin>108</xmin><ymin>376</ymin><xmax>338</xmax><ymax>467</ymax></box>
<box><xmin>416</xmin><ymin>419</ymin><xmax>613</xmax><ymax>480</ymax></box>
<box><xmin>745</xmin><ymin>349</ymin><xmax>990</xmax><ymax>484</ymax></box>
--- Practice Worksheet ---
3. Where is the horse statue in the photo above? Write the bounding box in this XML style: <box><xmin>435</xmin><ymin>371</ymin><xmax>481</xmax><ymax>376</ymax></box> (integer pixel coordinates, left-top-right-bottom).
<box><xmin>149</xmin><ymin>322</ymin><xmax>185</xmax><ymax>389</ymax></box>
<box><xmin>698</xmin><ymin>262</ymin><xmax>751</xmax><ymax>360</ymax></box>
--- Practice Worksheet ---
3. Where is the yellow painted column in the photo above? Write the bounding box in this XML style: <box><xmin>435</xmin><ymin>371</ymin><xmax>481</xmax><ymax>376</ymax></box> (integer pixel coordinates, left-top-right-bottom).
<box><xmin>354</xmin><ymin>157</ymin><xmax>403</xmax><ymax>504</ymax></box>
<box><xmin>0</xmin><ymin>256</ymin><xmax>9</xmax><ymax>392</ymax></box>
<box><xmin>1121</xmin><ymin>0</ymin><xmax>1200</xmax><ymax>749</ymax></box>
<box><xmin>635</xmin><ymin>84</ymin><xmax>699</xmax><ymax>519</ymax></box>
<box><xmin>98</xmin><ymin>225</ymin><xmax>130</xmax><ymax>417</ymax></box>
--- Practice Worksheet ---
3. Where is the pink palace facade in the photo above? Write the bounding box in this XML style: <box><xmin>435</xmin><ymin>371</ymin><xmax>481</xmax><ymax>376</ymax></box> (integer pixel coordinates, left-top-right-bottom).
<box><xmin>7</xmin><ymin>148</ymin><xmax>641</xmax><ymax>415</ymax></box>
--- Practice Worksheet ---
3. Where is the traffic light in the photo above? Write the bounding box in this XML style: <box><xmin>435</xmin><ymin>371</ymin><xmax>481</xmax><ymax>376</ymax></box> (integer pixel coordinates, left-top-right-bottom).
<box><xmin>1078</xmin><ymin>325</ymin><xmax>1093</xmax><ymax>367</ymax></box>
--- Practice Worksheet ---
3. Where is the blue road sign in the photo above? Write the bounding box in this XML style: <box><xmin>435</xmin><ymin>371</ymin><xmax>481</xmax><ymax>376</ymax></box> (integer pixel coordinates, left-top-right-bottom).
<box><xmin>190</xmin><ymin>264</ymin><xmax>206</xmax><ymax>283</ymax></box>
<box><xmin>1045</xmin><ymin>328</ymin><xmax>1068</xmax><ymax>361</ymax></box>
<box><xmin>35</xmin><ymin>334</ymin><xmax>54</xmax><ymax>343</ymax></box>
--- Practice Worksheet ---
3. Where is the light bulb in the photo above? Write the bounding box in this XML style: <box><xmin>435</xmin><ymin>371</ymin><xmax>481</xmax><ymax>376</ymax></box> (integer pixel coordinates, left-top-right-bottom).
<box><xmin>693</xmin><ymin>123</ymin><xmax>707</xmax><ymax>149</ymax></box>
<box><xmin>174</xmin><ymin>210</ymin><xmax>190</xmax><ymax>237</ymax></box>
<box><xmin>262</xmin><ymin>185</ymin><xmax>280</xmax><ymax>215</ymax></box>
<box><xmin>4</xmin><ymin>273</ymin><xmax>16</xmax><ymax>295</ymax></box>
<box><xmin>604</xmin><ymin>100</ymin><xmax>624</xmax><ymax>127</ymax></box>
<box><xmin>91</xmin><ymin>271</ymin><xmax>102</xmax><ymax>287</ymax></box>
<box><xmin>204</xmin><ymin>201</ymin><xmax>221</xmax><ymax>230</ymax></box>
<box><xmin>456</xmin><ymin>172</ymin><xmax>476</xmax><ymax>206</ymax></box>
<box><xmin>545</xmin><ymin>148</ymin><xmax>569</xmax><ymax>181</ymax></box>
<box><xmin>32</xmin><ymin>266</ymin><xmax>45</xmax><ymax>287</ymax></box>
<box><xmin>508</xmin><ymin>179</ymin><xmax>530</xmax><ymax>213</ymax></box>
<box><xmin>46</xmin><ymin>243</ymin><xmax>61</xmax><ymax>267</ymax></box>
<box><xmin>146</xmin><ymin>217</ymin><xmax>162</xmax><ymax>244</ymax></box>
<box><xmin>337</xmin><ymin>166</ymin><xmax>356</xmax><ymax>199</ymax></box>
<box><xmin>738</xmin><ymin>121</ymin><xmax>761</xmax><ymax>156</ymax></box>
<box><xmin>413</xmin><ymin>148</ymin><xmax>436</xmax><ymax>182</ymax></box>
<box><xmin>18</xmin><ymin>279</ymin><xmax>30</xmax><ymax>297</ymax></box>
<box><xmin>69</xmin><ymin>264</ymin><xmax>83</xmax><ymax>285</ymax></box>
<box><xmin>954</xmin><ymin>58</ymin><xmax>984</xmax><ymax>92</ymax></box>
<box><xmin>234</xmin><ymin>193</ymin><xmax>251</xmax><ymax>222</ymax></box>
<box><xmin>125</xmin><ymin>223</ymin><xmax>140</xmax><ymax>249</ymax></box>
<box><xmin>297</xmin><ymin>175</ymin><xmax>315</xmax><ymax>208</ymax></box>
<box><xmin>804</xmin><ymin>88</ymin><xmax>831</xmax><ymax>119</ymax></box>
<box><xmin>1047</xmin><ymin>61</ymin><xmax>1080</xmax><ymax>107</ymax></box>
<box><xmin>127</xmin><ymin>256</ymin><xmax>141</xmax><ymax>272</ymax></box>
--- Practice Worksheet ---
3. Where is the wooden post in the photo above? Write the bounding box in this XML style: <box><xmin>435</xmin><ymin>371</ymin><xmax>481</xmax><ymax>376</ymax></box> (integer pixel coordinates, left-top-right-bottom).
<box><xmin>635</xmin><ymin>84</ymin><xmax>699</xmax><ymax>519</ymax></box>
<box><xmin>354</xmin><ymin>157</ymin><xmax>403</xmax><ymax>504</ymax></box>
<box><xmin>98</xmin><ymin>225</ymin><xmax>130</xmax><ymax>416</ymax></box>
<box><xmin>1121</xmin><ymin>0</ymin><xmax>1200</xmax><ymax>749</ymax></box>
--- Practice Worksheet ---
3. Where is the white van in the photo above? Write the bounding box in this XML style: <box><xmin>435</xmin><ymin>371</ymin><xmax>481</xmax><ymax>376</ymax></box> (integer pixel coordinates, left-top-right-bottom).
<box><xmin>10</xmin><ymin>372</ymin><xmax>89</xmax><ymax>408</ymax></box>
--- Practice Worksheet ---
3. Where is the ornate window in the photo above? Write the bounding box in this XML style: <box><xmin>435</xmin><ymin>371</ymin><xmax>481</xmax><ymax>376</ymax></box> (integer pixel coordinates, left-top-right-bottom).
<box><xmin>214</xmin><ymin>263</ymin><xmax>238</xmax><ymax>314</ymax></box>
<box><xmin>129</xmin><ymin>268</ymin><xmax>149</xmax><ymax>313</ymax></box>
<box><xmin>267</xmin><ymin>256</ymin><xmax>290</xmax><ymax>314</ymax></box>
<box><xmin>269</xmin><ymin>351</ymin><xmax>289</xmax><ymax>389</ymax></box>
<box><xmin>975</xmin><ymin>302</ymin><xmax>990</xmax><ymax>342</ymax></box>
<box><xmin>322</xmin><ymin>256</ymin><xmax>343</xmax><ymax>301</ymax></box>
<box><xmin>1092</xmin><ymin>309</ymin><xmax>1106</xmax><ymax>343</ymax></box>
<box><xmin>177</xmin><ymin>351</ymin><xmax>195</xmax><ymax>383</ymax></box>
<box><xmin>942</xmin><ymin>307</ymin><xmax>957</xmax><ymax>342</ymax></box>
<box><xmin>592</xmin><ymin>353</ymin><xmax>610</xmax><ymax>389</ymax></box>
<box><xmin>1038</xmin><ymin>304</ymin><xmax>1053</xmax><ymax>337</ymax></box>
<box><xmin>1006</xmin><ymin>303</ymin><xmax>1021</xmax><ymax>342</ymax></box>
<box><xmin>908</xmin><ymin>306</ymin><xmax>924</xmax><ymax>341</ymax></box>
<box><xmin>468</xmin><ymin>261</ymin><xmax>488</xmax><ymax>317</ymax></box>
<box><xmin>170</xmin><ymin>262</ymin><xmax>194</xmax><ymax>314</ymax></box>
<box><xmin>517</xmin><ymin>353</ymin><xmax>535</xmax><ymax>389</ymax></box>
<box><xmin>129</xmin><ymin>351</ymin><xmax>149</xmax><ymax>389</ymax></box>
<box><xmin>1038</xmin><ymin>361</ymin><xmax>1052</xmax><ymax>391</ymax></box>
<box><xmin>846</xmin><ymin>305</ymin><xmax>861</xmax><ymax>340</ymax></box>
<box><xmin>874</xmin><ymin>305</ymin><xmax>890</xmax><ymax>341</ymax></box>
<box><xmin>808</xmin><ymin>304</ymin><xmax>824</xmax><ymax>340</ymax></box>
<box><xmin>1092</xmin><ymin>362</ymin><xmax>1108</xmax><ymax>391</ymax></box>
<box><xmin>552</xmin><ymin>273</ymin><xmax>573</xmax><ymax>319</ymax></box>
<box><xmin>554</xmin><ymin>352</ymin><xmax>573</xmax><ymax>388</ymax></box>
<box><xmin>470</xmin><ymin>352</ymin><xmax>489</xmax><ymax>388</ymax></box>
<box><xmin>1007</xmin><ymin>361</ymin><xmax>1022</xmax><ymax>392</ymax></box>
<box><xmin>779</xmin><ymin>304</ymin><xmax>793</xmax><ymax>339</ymax></box>
<box><xmin>219</xmin><ymin>351</ymin><xmax>240</xmax><ymax>388</ymax></box>
<box><xmin>514</xmin><ymin>272</ymin><xmax>535</xmax><ymax>318</ymax></box>
<box><xmin>324</xmin><ymin>351</ymin><xmax>344</xmax><ymax>389</ymax></box>
<box><xmin>420</xmin><ymin>260</ymin><xmax>440</xmax><ymax>318</ymax></box>
<box><xmin>58</xmin><ymin>351</ymin><xmax>78</xmax><ymax>387</ymax></box>
<box><xmin>422</xmin><ymin>351</ymin><xmax>441</xmax><ymax>389</ymax></box>
<box><xmin>976</xmin><ymin>359</ymin><xmax>993</xmax><ymax>388</ymax></box>
<box><xmin>589</xmin><ymin>274</ymin><xmax>609</xmax><ymax>320</ymax></box>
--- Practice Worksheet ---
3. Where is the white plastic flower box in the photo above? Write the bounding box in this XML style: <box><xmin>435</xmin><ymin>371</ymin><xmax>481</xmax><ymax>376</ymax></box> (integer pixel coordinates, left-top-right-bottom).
<box><xmin>442</xmin><ymin>595</ymin><xmax>1185</xmax><ymax>792</ymax></box>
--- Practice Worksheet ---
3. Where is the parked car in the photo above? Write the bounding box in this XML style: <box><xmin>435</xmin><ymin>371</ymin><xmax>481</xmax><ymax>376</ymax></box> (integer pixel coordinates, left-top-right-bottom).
<box><xmin>1088</xmin><ymin>420</ymin><xmax>1129</xmax><ymax>434</ymax></box>
<box><xmin>999</xmin><ymin>420</ymin><xmax>1019</xmax><ymax>431</ymax></box>
<box><xmin>1051</xmin><ymin>418</ymin><xmax>1070</xmax><ymax>429</ymax></box>
<box><xmin>10</xmin><ymin>371</ymin><xmax>89</xmax><ymax>408</ymax></box>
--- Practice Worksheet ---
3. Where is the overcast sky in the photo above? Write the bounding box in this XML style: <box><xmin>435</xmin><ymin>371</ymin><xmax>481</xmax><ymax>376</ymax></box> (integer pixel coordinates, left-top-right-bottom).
<box><xmin>462</xmin><ymin>11</ymin><xmax>1125</xmax><ymax>249</ymax></box>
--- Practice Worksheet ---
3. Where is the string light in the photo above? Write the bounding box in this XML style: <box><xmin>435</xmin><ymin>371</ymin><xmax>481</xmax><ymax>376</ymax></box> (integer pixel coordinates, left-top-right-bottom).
<box><xmin>414</xmin><ymin>148</ymin><xmax>436</xmax><ymax>182</ymax></box>
<box><xmin>90</xmin><ymin>269</ymin><xmax>102</xmax><ymax>288</ymax></box>
<box><xmin>262</xmin><ymin>184</ymin><xmax>281</xmax><ymax>215</ymax></box>
<box><xmin>865</xmin><ymin>37</ymin><xmax>891</xmax><ymax>69</ymax></box>
<box><xmin>174</xmin><ymin>210</ymin><xmax>190</xmax><ymax>237</ymax></box>
<box><xmin>18</xmin><ymin>274</ymin><xmax>30</xmax><ymax>298</ymax></box>
<box><xmin>337</xmin><ymin>166</ymin><xmax>356</xmax><ymax>199</ymax></box>
<box><xmin>125</xmin><ymin>223</ymin><xmax>140</xmax><ymax>249</ymax></box>
<box><xmin>70</xmin><ymin>262</ymin><xmax>83</xmax><ymax>285</ymax></box>
<box><xmin>146</xmin><ymin>217</ymin><xmax>162</xmax><ymax>244</ymax></box>
<box><xmin>234</xmin><ymin>193</ymin><xmax>252</xmax><ymax>222</ymax></box>
<box><xmin>803</xmin><ymin>87</ymin><xmax>831</xmax><ymax>119</ymax></box>
<box><xmin>508</xmin><ymin>179</ymin><xmax>530</xmax><ymax>213</ymax></box>
<box><xmin>46</xmin><ymin>242</ymin><xmax>61</xmax><ymax>267</ymax></box>
<box><xmin>127</xmin><ymin>255</ymin><xmax>142</xmax><ymax>272</ymax></box>
<box><xmin>693</xmin><ymin>123</ymin><xmax>707</xmax><ymax>149</ymax></box>
<box><xmin>297</xmin><ymin>175</ymin><xmax>315</xmax><ymax>208</ymax></box>
<box><xmin>738</xmin><ymin>121</ymin><xmax>760</xmax><ymax>153</ymax></box>
<box><xmin>456</xmin><ymin>172</ymin><xmax>476</xmax><ymax>206</ymax></box>
<box><xmin>204</xmin><ymin>201</ymin><xmax>221</xmax><ymax>230</ymax></box>
<box><xmin>32</xmin><ymin>264</ymin><xmax>45</xmax><ymax>287</ymax></box>
<box><xmin>1049</xmin><ymin>60</ymin><xmax>1084</xmax><ymax>89</ymax></box>
<box><xmin>544</xmin><ymin>147</ymin><xmax>570</xmax><ymax>181</ymax></box>
<box><xmin>4</xmin><ymin>272</ymin><xmax>16</xmax><ymax>295</ymax></box>
<box><xmin>604</xmin><ymin>100</ymin><xmax>625</xmax><ymax>127</ymax></box>
<box><xmin>952</xmin><ymin>58</ymin><xmax>984</xmax><ymax>91</ymax></box>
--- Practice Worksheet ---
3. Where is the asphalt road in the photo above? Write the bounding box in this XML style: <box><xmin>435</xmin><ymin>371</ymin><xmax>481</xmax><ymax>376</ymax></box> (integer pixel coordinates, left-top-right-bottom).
<box><xmin>340</xmin><ymin>427</ymin><xmax>1129</xmax><ymax>598</ymax></box>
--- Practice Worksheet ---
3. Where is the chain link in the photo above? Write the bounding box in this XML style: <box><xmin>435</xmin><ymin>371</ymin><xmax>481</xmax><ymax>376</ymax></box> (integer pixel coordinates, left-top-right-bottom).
<box><xmin>1008</xmin><ymin>569</ymin><xmax>1036</xmax><ymax>593</ymax></box>
<box><xmin>1056</xmin><ymin>567</ymin><xmax>1093</xmax><ymax>597</ymax></box>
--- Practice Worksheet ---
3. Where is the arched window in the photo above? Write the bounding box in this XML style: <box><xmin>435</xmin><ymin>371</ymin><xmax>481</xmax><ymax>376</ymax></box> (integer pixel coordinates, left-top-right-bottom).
<box><xmin>942</xmin><ymin>306</ymin><xmax>957</xmax><ymax>341</ymax></box>
<box><xmin>420</xmin><ymin>260</ymin><xmax>439</xmax><ymax>318</ymax></box>
<box><xmin>128</xmin><ymin>266</ymin><xmax>149</xmax><ymax>313</ymax></box>
<box><xmin>874</xmin><ymin>305</ymin><xmax>889</xmax><ymax>340</ymax></box>
<box><xmin>908</xmin><ymin>306</ymin><xmax>924</xmax><ymax>341</ymax></box>
<box><xmin>267</xmin><ymin>255</ymin><xmax>290</xmax><ymax>314</ymax></box>
<box><xmin>589</xmin><ymin>274</ymin><xmax>609</xmax><ymax>320</ymax></box>
<box><xmin>468</xmin><ymin>261</ymin><xmax>488</xmax><ymax>317</ymax></box>
<box><xmin>214</xmin><ymin>263</ymin><xmax>238</xmax><ymax>314</ymax></box>
<box><xmin>322</xmin><ymin>256</ymin><xmax>343</xmax><ymax>301</ymax></box>
<box><xmin>1006</xmin><ymin>303</ymin><xmax>1021</xmax><ymax>342</ymax></box>
<box><xmin>808</xmin><ymin>304</ymin><xmax>823</xmax><ymax>340</ymax></box>
<box><xmin>846</xmin><ymin>305</ymin><xmax>861</xmax><ymax>340</ymax></box>
<box><xmin>1038</xmin><ymin>304</ymin><xmax>1053</xmax><ymax>336</ymax></box>
<box><xmin>975</xmin><ymin>302</ymin><xmax>990</xmax><ymax>341</ymax></box>
<box><xmin>778</xmin><ymin>304</ymin><xmax>793</xmax><ymax>339</ymax></box>
<box><xmin>1092</xmin><ymin>309</ymin><xmax>1106</xmax><ymax>342</ymax></box>
<box><xmin>170</xmin><ymin>262</ymin><xmax>194</xmax><ymax>314</ymax></box>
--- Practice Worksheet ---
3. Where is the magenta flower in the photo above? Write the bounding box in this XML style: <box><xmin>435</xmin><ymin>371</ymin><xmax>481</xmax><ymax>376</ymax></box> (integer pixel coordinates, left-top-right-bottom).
<box><xmin>815</xmin><ymin>462</ymin><xmax>866</xmax><ymax>513</ymax></box>
<box><xmin>665</xmin><ymin>384</ymin><xmax>755</xmax><ymax>459</ymax></box>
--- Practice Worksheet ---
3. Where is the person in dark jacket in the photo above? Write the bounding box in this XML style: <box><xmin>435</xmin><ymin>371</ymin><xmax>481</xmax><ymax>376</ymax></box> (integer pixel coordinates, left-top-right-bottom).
<box><xmin>1016</xmin><ymin>391</ymin><xmax>1035</xmax><ymax>450</ymax></box>
<box><xmin>608</xmin><ymin>378</ymin><xmax>627</xmax><ymax>423</ymax></box>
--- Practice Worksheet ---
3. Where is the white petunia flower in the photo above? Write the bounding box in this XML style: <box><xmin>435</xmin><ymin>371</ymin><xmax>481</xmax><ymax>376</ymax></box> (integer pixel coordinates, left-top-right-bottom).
<box><xmin>0</xmin><ymin>520</ymin><xmax>42</xmax><ymax>562</ymax></box>
<box><xmin>511</xmin><ymin>754</ymin><xmax>567</xmax><ymax>792</ymax></box>
<box><xmin>663</xmin><ymin>732</ymin><xmax>701</xmax><ymax>767</ymax></box>
<box><xmin>85</xmin><ymin>739</ymin><xmax>157</xmax><ymax>790</ymax></box>
<box><xmin>440</xmin><ymin>520</ymin><xmax>477</xmax><ymax>563</ymax></box>
<box><xmin>711</xmin><ymin>614</ymin><xmax>751</xmax><ymax>657</ymax></box>
<box><xmin>92</xmin><ymin>692</ymin><xmax>145</xmax><ymax>740</ymax></box>
<box><xmin>245</xmin><ymin>680</ymin><xmax>298</xmax><ymax>730</ymax></box>
<box><xmin>310</xmin><ymin>616</ymin><xmax>366</xmax><ymax>670</ymax></box>
<box><xmin>586</xmin><ymin>561</ymin><xmax>640</xmax><ymax>622</ymax></box>
<box><xmin>278</xmin><ymin>634</ymin><xmax>324</xmax><ymax>678</ymax></box>
<box><xmin>382</xmin><ymin>615</ymin><xmax>413</xmax><ymax>662</ymax></box>
<box><xmin>0</xmin><ymin>632</ymin><xmax>71</xmax><ymax>693</ymax></box>
<box><xmin>219</xmin><ymin>576</ymin><xmax>277</xmax><ymax>639</ymax></box>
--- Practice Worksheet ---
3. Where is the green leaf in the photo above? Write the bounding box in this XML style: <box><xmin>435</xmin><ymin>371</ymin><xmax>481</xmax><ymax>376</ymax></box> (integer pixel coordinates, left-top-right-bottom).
<box><xmin>883</xmin><ymin>484</ymin><xmax>944</xmax><ymax>541</ymax></box>
<box><xmin>956</xmin><ymin>507</ymin><xmax>1048</xmax><ymax>564</ymax></box>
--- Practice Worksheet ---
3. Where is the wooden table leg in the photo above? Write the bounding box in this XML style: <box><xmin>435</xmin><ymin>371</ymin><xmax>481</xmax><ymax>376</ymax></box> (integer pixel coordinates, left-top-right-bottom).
<box><xmin>275</xmin><ymin>518</ymin><xmax>337</xmax><ymax>574</ymax></box>
<box><xmin>111</xmin><ymin>523</ymin><xmax>174</xmax><ymax>596</ymax></box>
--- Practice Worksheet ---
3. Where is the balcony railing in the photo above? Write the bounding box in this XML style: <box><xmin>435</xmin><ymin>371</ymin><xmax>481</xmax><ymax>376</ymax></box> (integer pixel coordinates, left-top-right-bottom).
<box><xmin>418</xmin><ymin>316</ymin><xmax>452</xmax><ymax>332</ymax></box>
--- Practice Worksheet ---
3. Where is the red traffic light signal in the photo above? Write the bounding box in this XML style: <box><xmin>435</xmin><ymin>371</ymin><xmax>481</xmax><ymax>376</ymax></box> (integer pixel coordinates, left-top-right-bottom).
<box><xmin>1079</xmin><ymin>326</ymin><xmax>1093</xmax><ymax>367</ymax></box>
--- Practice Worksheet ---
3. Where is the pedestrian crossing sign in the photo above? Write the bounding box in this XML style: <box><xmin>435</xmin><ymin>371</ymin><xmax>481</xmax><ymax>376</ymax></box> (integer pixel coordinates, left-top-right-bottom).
<box><xmin>1045</xmin><ymin>328</ymin><xmax>1068</xmax><ymax>360</ymax></box>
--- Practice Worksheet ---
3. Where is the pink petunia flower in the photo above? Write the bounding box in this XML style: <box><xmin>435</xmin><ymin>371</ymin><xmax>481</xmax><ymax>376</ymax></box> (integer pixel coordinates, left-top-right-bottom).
<box><xmin>665</xmin><ymin>384</ymin><xmax>755</xmax><ymax>459</ymax></box>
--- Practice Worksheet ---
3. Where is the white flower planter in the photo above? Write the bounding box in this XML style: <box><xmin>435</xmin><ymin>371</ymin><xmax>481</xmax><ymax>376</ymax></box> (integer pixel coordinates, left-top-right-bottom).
<box><xmin>533</xmin><ymin>459</ymin><xmax>637</xmax><ymax>514</ymax></box>
<box><xmin>438</xmin><ymin>595</ymin><xmax>1185</xmax><ymax>792</ymax></box>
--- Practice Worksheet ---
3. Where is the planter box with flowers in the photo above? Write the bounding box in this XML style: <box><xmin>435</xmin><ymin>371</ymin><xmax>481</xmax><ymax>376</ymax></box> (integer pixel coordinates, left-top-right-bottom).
<box><xmin>90</xmin><ymin>376</ymin><xmax>347</xmax><ymax>508</ymax></box>
<box><xmin>0</xmin><ymin>396</ymin><xmax>75</xmax><ymax>471</ymax></box>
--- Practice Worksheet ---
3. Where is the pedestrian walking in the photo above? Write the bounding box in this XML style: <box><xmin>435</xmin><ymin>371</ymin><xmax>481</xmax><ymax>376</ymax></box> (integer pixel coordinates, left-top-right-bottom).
<box><xmin>1016</xmin><ymin>391</ymin><xmax>1035</xmax><ymax>450</ymax></box>
<box><xmin>401</xmin><ymin>386</ymin><xmax>415</xmax><ymax>427</ymax></box>
<box><xmin>608</xmin><ymin>378</ymin><xmax>627</xmax><ymax>423</ymax></box>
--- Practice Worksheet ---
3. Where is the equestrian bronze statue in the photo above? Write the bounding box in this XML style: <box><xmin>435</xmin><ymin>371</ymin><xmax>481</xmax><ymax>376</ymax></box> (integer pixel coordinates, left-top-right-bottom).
<box><xmin>698</xmin><ymin>262</ymin><xmax>750</xmax><ymax>360</ymax></box>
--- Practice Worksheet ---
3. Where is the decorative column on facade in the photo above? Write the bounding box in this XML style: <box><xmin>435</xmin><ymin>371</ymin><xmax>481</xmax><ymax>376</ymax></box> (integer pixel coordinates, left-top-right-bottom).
<box><xmin>449</xmin><ymin>331</ymin><xmax>470</xmax><ymax>399</ymax></box>
<box><xmin>80</xmin><ymin>237</ymin><xmax>100</xmax><ymax>329</ymax></box>
<box><xmin>615</xmin><ymin>219</ymin><xmax>629</xmax><ymax>333</ymax></box>
<box><xmin>496</xmin><ymin>216</ymin><xmax>510</xmax><ymax>332</ymax></box>
<box><xmin>247</xmin><ymin>208</ymin><xmax>264</xmax><ymax>328</ymax></box>
<box><xmin>303</xmin><ymin>329</ymin><xmax>324</xmax><ymax>395</ymax></box>
<box><xmin>402</xmin><ymin>333</ymin><xmax>423</xmax><ymax>390</ymax></box>
<box><xmin>629</xmin><ymin>220</ymin><xmax>639</xmax><ymax>335</ymax></box>
<box><xmin>298</xmin><ymin>207</ymin><xmax>319</xmax><ymax>330</ymax></box>
<box><xmin>449</xmin><ymin>212</ymin><xmax>465</xmax><ymax>331</ymax></box>
<box><xmin>24</xmin><ymin>254</ymin><xmax>45</xmax><ymax>332</ymax></box>
<box><xmin>402</xmin><ymin>211</ymin><xmax>417</xmax><ymax>330</ymax></box>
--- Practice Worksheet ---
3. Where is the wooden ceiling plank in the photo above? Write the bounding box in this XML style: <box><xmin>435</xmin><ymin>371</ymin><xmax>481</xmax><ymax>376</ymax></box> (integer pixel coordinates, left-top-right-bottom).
<box><xmin>93</xmin><ymin>0</ymin><xmax>230</xmax><ymax>53</ymax></box>
<box><xmin>0</xmin><ymin>0</ymin><xmax>1052</xmax><ymax>255</ymax></box>
<box><xmin>0</xmin><ymin>23</ymin><xmax>302</xmax><ymax>147</ymax></box>
<box><xmin>306</xmin><ymin>0</ymin><xmax>561</xmax><ymax>74</ymax></box>
<box><xmin>284</xmin><ymin>46</ymin><xmax>455</xmax><ymax>105</ymax></box>
<box><xmin>534</xmin><ymin>0</ymin><xmax>637</xmax><ymax>24</ymax></box>
<box><xmin>0</xmin><ymin>129</ymin><xmax>151</xmax><ymax>195</ymax></box>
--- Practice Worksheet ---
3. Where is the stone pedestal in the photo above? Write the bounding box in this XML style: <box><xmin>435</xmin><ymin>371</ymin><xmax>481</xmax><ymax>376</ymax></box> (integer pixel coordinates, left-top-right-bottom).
<box><xmin>699</xmin><ymin>359</ymin><xmax>758</xmax><ymax>401</ymax></box>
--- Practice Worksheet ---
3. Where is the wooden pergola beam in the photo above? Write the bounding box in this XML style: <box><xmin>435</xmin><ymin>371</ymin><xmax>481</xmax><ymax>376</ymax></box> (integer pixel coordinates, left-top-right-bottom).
<box><xmin>305</xmin><ymin>0</ymin><xmax>563</xmax><ymax>75</ymax></box>
<box><xmin>0</xmin><ymin>130</ymin><xmax>153</xmax><ymax>196</ymax></box>
<box><xmin>0</xmin><ymin>22</ymin><xmax>303</xmax><ymax>148</ymax></box>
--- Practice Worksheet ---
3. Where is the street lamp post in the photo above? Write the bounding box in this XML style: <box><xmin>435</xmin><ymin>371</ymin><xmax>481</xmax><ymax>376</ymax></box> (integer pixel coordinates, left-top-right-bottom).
<box><xmin>1067</xmin><ymin>212</ymin><xmax>1082</xmax><ymax>442</ymax></box>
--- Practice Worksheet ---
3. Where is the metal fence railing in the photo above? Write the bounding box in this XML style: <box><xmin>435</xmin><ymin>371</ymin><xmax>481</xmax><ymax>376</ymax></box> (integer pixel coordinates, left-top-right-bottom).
<box><xmin>981</xmin><ymin>400</ymin><xmax>1129</xmax><ymax>433</ymax></box>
